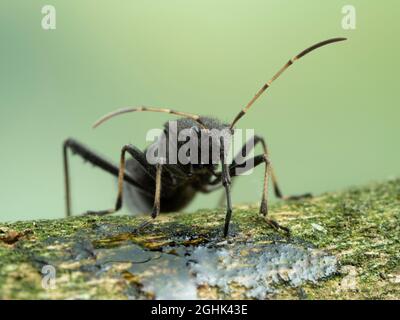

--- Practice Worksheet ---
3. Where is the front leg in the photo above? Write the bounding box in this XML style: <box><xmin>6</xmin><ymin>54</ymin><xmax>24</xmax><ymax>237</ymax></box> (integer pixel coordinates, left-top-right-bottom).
<box><xmin>222</xmin><ymin>164</ymin><xmax>233</xmax><ymax>237</ymax></box>
<box><xmin>219</xmin><ymin>137</ymin><xmax>233</xmax><ymax>237</ymax></box>
<box><xmin>151</xmin><ymin>163</ymin><xmax>163</xmax><ymax>219</ymax></box>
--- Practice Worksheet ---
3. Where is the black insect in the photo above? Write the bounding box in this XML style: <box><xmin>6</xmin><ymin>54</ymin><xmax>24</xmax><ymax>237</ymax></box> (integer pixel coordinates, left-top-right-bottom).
<box><xmin>63</xmin><ymin>37</ymin><xmax>346</xmax><ymax>237</ymax></box>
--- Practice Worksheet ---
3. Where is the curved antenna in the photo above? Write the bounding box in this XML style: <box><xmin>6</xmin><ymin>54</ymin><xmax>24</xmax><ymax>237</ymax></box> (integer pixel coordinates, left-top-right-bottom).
<box><xmin>230</xmin><ymin>37</ymin><xmax>347</xmax><ymax>129</ymax></box>
<box><xmin>93</xmin><ymin>106</ymin><xmax>207</xmax><ymax>129</ymax></box>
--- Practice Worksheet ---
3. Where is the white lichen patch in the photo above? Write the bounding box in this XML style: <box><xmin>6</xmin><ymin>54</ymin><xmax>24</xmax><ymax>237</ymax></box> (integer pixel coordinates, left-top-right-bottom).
<box><xmin>337</xmin><ymin>265</ymin><xmax>358</xmax><ymax>292</ymax></box>
<box><xmin>129</xmin><ymin>252</ymin><xmax>198</xmax><ymax>300</ymax></box>
<box><xmin>95</xmin><ymin>242</ymin><xmax>337</xmax><ymax>299</ymax></box>
<box><xmin>190</xmin><ymin>243</ymin><xmax>337</xmax><ymax>299</ymax></box>
<box><xmin>96</xmin><ymin>244</ymin><xmax>198</xmax><ymax>300</ymax></box>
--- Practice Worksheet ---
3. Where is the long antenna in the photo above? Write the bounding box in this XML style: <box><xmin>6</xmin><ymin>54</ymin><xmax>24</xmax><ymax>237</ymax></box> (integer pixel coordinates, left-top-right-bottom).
<box><xmin>230</xmin><ymin>37</ymin><xmax>347</xmax><ymax>129</ymax></box>
<box><xmin>93</xmin><ymin>106</ymin><xmax>207</xmax><ymax>129</ymax></box>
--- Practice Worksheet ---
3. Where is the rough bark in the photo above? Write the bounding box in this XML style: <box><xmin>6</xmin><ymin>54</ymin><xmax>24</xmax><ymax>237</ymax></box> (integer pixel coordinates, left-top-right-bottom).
<box><xmin>0</xmin><ymin>179</ymin><xmax>399</xmax><ymax>299</ymax></box>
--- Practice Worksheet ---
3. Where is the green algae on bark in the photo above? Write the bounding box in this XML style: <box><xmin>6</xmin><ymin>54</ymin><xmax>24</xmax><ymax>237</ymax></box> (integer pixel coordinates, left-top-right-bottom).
<box><xmin>0</xmin><ymin>178</ymin><xmax>399</xmax><ymax>299</ymax></box>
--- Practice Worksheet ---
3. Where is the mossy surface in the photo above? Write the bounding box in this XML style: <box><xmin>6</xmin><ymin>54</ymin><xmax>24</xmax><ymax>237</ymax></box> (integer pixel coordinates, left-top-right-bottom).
<box><xmin>0</xmin><ymin>179</ymin><xmax>399</xmax><ymax>299</ymax></box>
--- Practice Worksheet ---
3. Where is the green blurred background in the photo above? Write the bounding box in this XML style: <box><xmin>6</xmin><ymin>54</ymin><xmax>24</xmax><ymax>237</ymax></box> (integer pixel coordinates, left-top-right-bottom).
<box><xmin>0</xmin><ymin>0</ymin><xmax>399</xmax><ymax>222</ymax></box>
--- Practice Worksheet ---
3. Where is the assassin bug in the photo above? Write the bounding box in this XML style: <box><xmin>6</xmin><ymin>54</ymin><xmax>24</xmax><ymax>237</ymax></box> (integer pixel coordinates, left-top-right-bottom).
<box><xmin>63</xmin><ymin>37</ymin><xmax>346</xmax><ymax>237</ymax></box>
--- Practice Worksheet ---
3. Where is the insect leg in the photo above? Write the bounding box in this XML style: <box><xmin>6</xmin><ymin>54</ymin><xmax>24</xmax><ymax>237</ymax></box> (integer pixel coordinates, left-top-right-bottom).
<box><xmin>230</xmin><ymin>135</ymin><xmax>312</xmax><ymax>200</ymax></box>
<box><xmin>216</xmin><ymin>135</ymin><xmax>264</xmax><ymax>207</ymax></box>
<box><xmin>220</xmin><ymin>137</ymin><xmax>233</xmax><ymax>237</ymax></box>
<box><xmin>217</xmin><ymin>135</ymin><xmax>268</xmax><ymax>207</ymax></box>
<box><xmin>230</xmin><ymin>154</ymin><xmax>289</xmax><ymax>233</ymax></box>
<box><xmin>83</xmin><ymin>145</ymin><xmax>168</xmax><ymax>219</ymax></box>
<box><xmin>216</xmin><ymin>135</ymin><xmax>260</xmax><ymax>207</ymax></box>
<box><xmin>151</xmin><ymin>164</ymin><xmax>163</xmax><ymax>219</ymax></box>
<box><xmin>254</xmin><ymin>136</ymin><xmax>312</xmax><ymax>201</ymax></box>
<box><xmin>81</xmin><ymin>144</ymin><xmax>145</xmax><ymax>216</ymax></box>
<box><xmin>63</xmin><ymin>138</ymin><xmax>152</xmax><ymax>217</ymax></box>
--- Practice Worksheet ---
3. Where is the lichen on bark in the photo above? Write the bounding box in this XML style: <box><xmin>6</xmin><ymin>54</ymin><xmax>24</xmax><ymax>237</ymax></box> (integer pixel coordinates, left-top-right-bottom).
<box><xmin>0</xmin><ymin>178</ymin><xmax>399</xmax><ymax>299</ymax></box>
